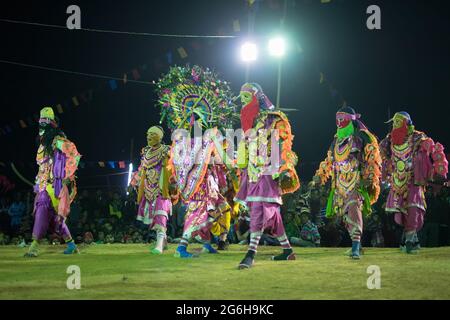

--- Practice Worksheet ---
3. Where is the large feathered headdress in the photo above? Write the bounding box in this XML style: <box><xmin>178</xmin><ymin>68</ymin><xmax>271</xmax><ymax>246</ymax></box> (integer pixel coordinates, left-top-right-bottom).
<box><xmin>155</xmin><ymin>65</ymin><xmax>237</xmax><ymax>131</ymax></box>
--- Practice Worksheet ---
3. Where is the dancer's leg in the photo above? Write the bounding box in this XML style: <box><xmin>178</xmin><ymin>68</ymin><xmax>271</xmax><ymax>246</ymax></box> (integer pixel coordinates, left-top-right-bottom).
<box><xmin>239</xmin><ymin>202</ymin><xmax>264</xmax><ymax>269</ymax></box>
<box><xmin>151</xmin><ymin>214</ymin><xmax>168</xmax><ymax>254</ymax></box>
<box><xmin>269</xmin><ymin>204</ymin><xmax>295</xmax><ymax>261</ymax></box>
<box><xmin>25</xmin><ymin>193</ymin><xmax>51</xmax><ymax>257</ymax></box>
<box><xmin>57</xmin><ymin>216</ymin><xmax>78</xmax><ymax>254</ymax></box>
<box><xmin>404</xmin><ymin>207</ymin><xmax>425</xmax><ymax>254</ymax></box>
<box><xmin>345</xmin><ymin>202</ymin><xmax>363</xmax><ymax>259</ymax></box>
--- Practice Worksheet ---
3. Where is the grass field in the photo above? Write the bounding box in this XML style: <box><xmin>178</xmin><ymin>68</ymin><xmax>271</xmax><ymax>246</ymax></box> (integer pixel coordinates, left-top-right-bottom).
<box><xmin>1</xmin><ymin>244</ymin><xmax>450</xmax><ymax>300</ymax></box>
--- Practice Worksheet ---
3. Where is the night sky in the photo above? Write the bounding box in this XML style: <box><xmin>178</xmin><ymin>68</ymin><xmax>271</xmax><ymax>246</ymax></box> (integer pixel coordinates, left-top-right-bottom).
<box><xmin>1</xmin><ymin>0</ymin><xmax>449</xmax><ymax>189</ymax></box>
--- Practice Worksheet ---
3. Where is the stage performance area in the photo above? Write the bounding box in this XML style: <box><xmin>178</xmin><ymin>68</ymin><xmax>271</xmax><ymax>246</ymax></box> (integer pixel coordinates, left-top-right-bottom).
<box><xmin>1</xmin><ymin>244</ymin><xmax>449</xmax><ymax>300</ymax></box>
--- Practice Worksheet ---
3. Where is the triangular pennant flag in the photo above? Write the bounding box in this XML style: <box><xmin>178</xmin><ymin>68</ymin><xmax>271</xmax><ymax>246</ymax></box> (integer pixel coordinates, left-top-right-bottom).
<box><xmin>132</xmin><ymin>69</ymin><xmax>141</xmax><ymax>80</ymax></box>
<box><xmin>56</xmin><ymin>104</ymin><xmax>64</xmax><ymax>114</ymax></box>
<box><xmin>119</xmin><ymin>161</ymin><xmax>126</xmax><ymax>169</ymax></box>
<box><xmin>19</xmin><ymin>120</ymin><xmax>27</xmax><ymax>128</ymax></box>
<box><xmin>98</xmin><ymin>161</ymin><xmax>105</xmax><ymax>168</ymax></box>
<box><xmin>247</xmin><ymin>0</ymin><xmax>256</xmax><ymax>7</ymax></box>
<box><xmin>233</xmin><ymin>20</ymin><xmax>241</xmax><ymax>32</ymax></box>
<box><xmin>109</xmin><ymin>79</ymin><xmax>118</xmax><ymax>90</ymax></box>
<box><xmin>108</xmin><ymin>161</ymin><xmax>116</xmax><ymax>169</ymax></box>
<box><xmin>167</xmin><ymin>51</ymin><xmax>173</xmax><ymax>64</ymax></box>
<box><xmin>72</xmin><ymin>96</ymin><xmax>80</xmax><ymax>107</ymax></box>
<box><xmin>177</xmin><ymin>47</ymin><xmax>188</xmax><ymax>59</ymax></box>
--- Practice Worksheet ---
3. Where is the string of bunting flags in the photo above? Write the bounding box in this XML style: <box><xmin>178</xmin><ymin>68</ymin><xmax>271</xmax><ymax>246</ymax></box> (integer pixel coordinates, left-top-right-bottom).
<box><xmin>0</xmin><ymin>19</ymin><xmax>243</xmax><ymax>136</ymax></box>
<box><xmin>0</xmin><ymin>0</ymin><xmax>335</xmax><ymax>137</ymax></box>
<box><xmin>1</xmin><ymin>160</ymin><xmax>129</xmax><ymax>170</ymax></box>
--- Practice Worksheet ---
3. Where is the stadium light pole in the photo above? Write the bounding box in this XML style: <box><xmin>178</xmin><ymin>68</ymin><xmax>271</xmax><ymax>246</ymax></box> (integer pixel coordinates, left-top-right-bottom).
<box><xmin>268</xmin><ymin>36</ymin><xmax>286</xmax><ymax>109</ymax></box>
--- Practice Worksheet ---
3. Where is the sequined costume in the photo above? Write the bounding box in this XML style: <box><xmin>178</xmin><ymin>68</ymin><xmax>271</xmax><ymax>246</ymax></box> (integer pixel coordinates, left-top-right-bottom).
<box><xmin>315</xmin><ymin>107</ymin><xmax>381</xmax><ymax>259</ymax></box>
<box><xmin>236</xmin><ymin>83</ymin><xmax>300</xmax><ymax>269</ymax></box>
<box><xmin>130</xmin><ymin>126</ymin><xmax>173</xmax><ymax>254</ymax></box>
<box><xmin>155</xmin><ymin>65</ymin><xmax>237</xmax><ymax>257</ymax></box>
<box><xmin>25</xmin><ymin>107</ymin><xmax>81</xmax><ymax>257</ymax></box>
<box><xmin>380</xmin><ymin>112</ymin><xmax>448</xmax><ymax>253</ymax></box>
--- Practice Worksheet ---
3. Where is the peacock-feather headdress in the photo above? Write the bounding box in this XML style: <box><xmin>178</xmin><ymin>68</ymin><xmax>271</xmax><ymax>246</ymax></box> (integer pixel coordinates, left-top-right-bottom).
<box><xmin>155</xmin><ymin>65</ymin><xmax>237</xmax><ymax>131</ymax></box>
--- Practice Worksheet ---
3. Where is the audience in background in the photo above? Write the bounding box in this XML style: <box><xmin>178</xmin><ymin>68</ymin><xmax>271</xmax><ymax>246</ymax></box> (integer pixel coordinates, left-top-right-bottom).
<box><xmin>290</xmin><ymin>212</ymin><xmax>321</xmax><ymax>247</ymax></box>
<box><xmin>0</xmin><ymin>181</ymin><xmax>449</xmax><ymax>248</ymax></box>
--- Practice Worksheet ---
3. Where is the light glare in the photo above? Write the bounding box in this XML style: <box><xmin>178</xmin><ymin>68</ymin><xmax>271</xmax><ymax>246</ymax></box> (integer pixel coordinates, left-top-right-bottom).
<box><xmin>268</xmin><ymin>37</ymin><xmax>286</xmax><ymax>57</ymax></box>
<box><xmin>241</xmin><ymin>42</ymin><xmax>258</xmax><ymax>62</ymax></box>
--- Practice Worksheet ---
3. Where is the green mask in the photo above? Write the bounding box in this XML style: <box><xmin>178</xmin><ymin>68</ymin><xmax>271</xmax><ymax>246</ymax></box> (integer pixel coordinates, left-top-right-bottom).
<box><xmin>337</xmin><ymin>122</ymin><xmax>354</xmax><ymax>139</ymax></box>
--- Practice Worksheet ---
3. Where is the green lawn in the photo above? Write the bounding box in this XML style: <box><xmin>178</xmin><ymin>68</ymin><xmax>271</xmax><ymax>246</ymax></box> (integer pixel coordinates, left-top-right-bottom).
<box><xmin>0</xmin><ymin>244</ymin><xmax>449</xmax><ymax>299</ymax></box>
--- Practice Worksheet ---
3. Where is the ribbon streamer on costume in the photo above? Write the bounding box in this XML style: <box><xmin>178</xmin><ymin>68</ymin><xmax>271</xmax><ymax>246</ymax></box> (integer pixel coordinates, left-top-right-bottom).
<box><xmin>10</xmin><ymin>163</ymin><xmax>34</xmax><ymax>187</ymax></box>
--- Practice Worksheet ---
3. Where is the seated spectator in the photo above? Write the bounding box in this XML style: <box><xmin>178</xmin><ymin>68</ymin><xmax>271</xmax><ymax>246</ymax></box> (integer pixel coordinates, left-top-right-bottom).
<box><xmin>109</xmin><ymin>192</ymin><xmax>124</xmax><ymax>220</ymax></box>
<box><xmin>235</xmin><ymin>212</ymin><xmax>250</xmax><ymax>245</ymax></box>
<box><xmin>67</xmin><ymin>199</ymin><xmax>82</xmax><ymax>233</ymax></box>
<box><xmin>290</xmin><ymin>212</ymin><xmax>321</xmax><ymax>247</ymax></box>
<box><xmin>259</xmin><ymin>234</ymin><xmax>280</xmax><ymax>246</ymax></box>
<box><xmin>8</xmin><ymin>192</ymin><xmax>25</xmax><ymax>236</ymax></box>
<box><xmin>0</xmin><ymin>196</ymin><xmax>11</xmax><ymax>235</ymax></box>
<box><xmin>168</xmin><ymin>202</ymin><xmax>187</xmax><ymax>239</ymax></box>
<box><xmin>284</xmin><ymin>208</ymin><xmax>301</xmax><ymax>240</ymax></box>
<box><xmin>83</xmin><ymin>232</ymin><xmax>94</xmax><ymax>244</ymax></box>
<box><xmin>319</xmin><ymin>217</ymin><xmax>342</xmax><ymax>247</ymax></box>
<box><xmin>0</xmin><ymin>232</ymin><xmax>10</xmax><ymax>245</ymax></box>
<box><xmin>364</xmin><ymin>212</ymin><xmax>385</xmax><ymax>247</ymax></box>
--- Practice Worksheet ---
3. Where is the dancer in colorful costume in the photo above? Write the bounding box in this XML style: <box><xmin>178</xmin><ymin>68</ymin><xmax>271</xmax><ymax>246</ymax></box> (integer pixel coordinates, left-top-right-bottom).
<box><xmin>25</xmin><ymin>107</ymin><xmax>81</xmax><ymax>257</ymax></box>
<box><xmin>313</xmin><ymin>107</ymin><xmax>381</xmax><ymax>259</ymax></box>
<box><xmin>130</xmin><ymin>126</ymin><xmax>173</xmax><ymax>254</ymax></box>
<box><xmin>380</xmin><ymin>112</ymin><xmax>448</xmax><ymax>253</ymax></box>
<box><xmin>155</xmin><ymin>65</ymin><xmax>237</xmax><ymax>258</ymax></box>
<box><xmin>235</xmin><ymin>83</ymin><xmax>300</xmax><ymax>269</ymax></box>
